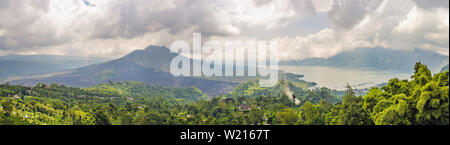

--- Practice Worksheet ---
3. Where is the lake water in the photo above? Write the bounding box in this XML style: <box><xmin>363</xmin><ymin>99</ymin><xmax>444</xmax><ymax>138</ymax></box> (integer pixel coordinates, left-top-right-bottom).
<box><xmin>279</xmin><ymin>66</ymin><xmax>412</xmax><ymax>90</ymax></box>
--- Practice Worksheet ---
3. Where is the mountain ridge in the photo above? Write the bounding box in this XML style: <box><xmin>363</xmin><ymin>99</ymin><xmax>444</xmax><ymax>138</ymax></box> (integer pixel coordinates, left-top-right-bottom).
<box><xmin>280</xmin><ymin>47</ymin><xmax>449</xmax><ymax>73</ymax></box>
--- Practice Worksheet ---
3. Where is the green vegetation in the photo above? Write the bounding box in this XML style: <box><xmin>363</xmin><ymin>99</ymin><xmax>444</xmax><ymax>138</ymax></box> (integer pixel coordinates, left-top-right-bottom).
<box><xmin>227</xmin><ymin>80</ymin><xmax>339</xmax><ymax>105</ymax></box>
<box><xmin>1</xmin><ymin>63</ymin><xmax>448</xmax><ymax>125</ymax></box>
<box><xmin>0</xmin><ymin>82</ymin><xmax>207</xmax><ymax>125</ymax></box>
<box><xmin>86</xmin><ymin>81</ymin><xmax>208</xmax><ymax>102</ymax></box>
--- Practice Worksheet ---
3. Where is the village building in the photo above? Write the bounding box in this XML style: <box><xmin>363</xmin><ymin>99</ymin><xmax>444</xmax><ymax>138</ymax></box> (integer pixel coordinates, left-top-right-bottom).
<box><xmin>238</xmin><ymin>103</ymin><xmax>251</xmax><ymax>112</ymax></box>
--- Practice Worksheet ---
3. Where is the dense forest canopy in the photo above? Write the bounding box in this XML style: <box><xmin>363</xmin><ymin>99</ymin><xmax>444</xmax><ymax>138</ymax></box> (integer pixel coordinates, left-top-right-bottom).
<box><xmin>0</xmin><ymin>63</ymin><xmax>448</xmax><ymax>125</ymax></box>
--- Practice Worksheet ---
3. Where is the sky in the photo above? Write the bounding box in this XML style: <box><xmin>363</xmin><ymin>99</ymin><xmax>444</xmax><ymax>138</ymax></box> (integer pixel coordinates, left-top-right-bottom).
<box><xmin>0</xmin><ymin>0</ymin><xmax>448</xmax><ymax>61</ymax></box>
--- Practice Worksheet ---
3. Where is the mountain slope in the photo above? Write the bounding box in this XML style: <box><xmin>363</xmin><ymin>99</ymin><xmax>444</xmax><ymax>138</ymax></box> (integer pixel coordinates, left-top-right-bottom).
<box><xmin>8</xmin><ymin>46</ymin><xmax>237</xmax><ymax>97</ymax></box>
<box><xmin>119</xmin><ymin>45</ymin><xmax>177</xmax><ymax>72</ymax></box>
<box><xmin>281</xmin><ymin>47</ymin><xmax>449</xmax><ymax>72</ymax></box>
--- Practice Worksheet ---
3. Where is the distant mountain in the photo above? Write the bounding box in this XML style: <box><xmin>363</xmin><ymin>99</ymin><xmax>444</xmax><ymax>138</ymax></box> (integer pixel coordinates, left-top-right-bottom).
<box><xmin>0</xmin><ymin>55</ymin><xmax>110</xmax><ymax>69</ymax></box>
<box><xmin>9</xmin><ymin>46</ymin><xmax>237</xmax><ymax>97</ymax></box>
<box><xmin>0</xmin><ymin>60</ymin><xmax>65</xmax><ymax>78</ymax></box>
<box><xmin>442</xmin><ymin>64</ymin><xmax>449</xmax><ymax>72</ymax></box>
<box><xmin>0</xmin><ymin>55</ymin><xmax>110</xmax><ymax>81</ymax></box>
<box><xmin>281</xmin><ymin>47</ymin><xmax>449</xmax><ymax>72</ymax></box>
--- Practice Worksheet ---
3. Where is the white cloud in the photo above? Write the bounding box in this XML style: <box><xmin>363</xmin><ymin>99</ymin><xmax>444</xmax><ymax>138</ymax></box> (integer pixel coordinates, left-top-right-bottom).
<box><xmin>412</xmin><ymin>0</ymin><xmax>449</xmax><ymax>9</ymax></box>
<box><xmin>276</xmin><ymin>0</ymin><xmax>449</xmax><ymax>61</ymax></box>
<box><xmin>217</xmin><ymin>0</ymin><xmax>316</xmax><ymax>29</ymax></box>
<box><xmin>328</xmin><ymin>0</ymin><xmax>384</xmax><ymax>30</ymax></box>
<box><xmin>311</xmin><ymin>0</ymin><xmax>334</xmax><ymax>12</ymax></box>
<box><xmin>393</xmin><ymin>6</ymin><xmax>449</xmax><ymax>51</ymax></box>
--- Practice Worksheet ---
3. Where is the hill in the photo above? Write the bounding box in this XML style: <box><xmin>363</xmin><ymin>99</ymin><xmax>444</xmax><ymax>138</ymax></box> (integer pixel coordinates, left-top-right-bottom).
<box><xmin>281</xmin><ymin>47</ymin><xmax>449</xmax><ymax>72</ymax></box>
<box><xmin>85</xmin><ymin>81</ymin><xmax>208</xmax><ymax>101</ymax></box>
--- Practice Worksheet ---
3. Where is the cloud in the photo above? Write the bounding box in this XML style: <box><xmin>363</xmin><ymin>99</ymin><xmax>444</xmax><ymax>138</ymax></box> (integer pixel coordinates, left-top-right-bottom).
<box><xmin>217</xmin><ymin>0</ymin><xmax>316</xmax><ymax>29</ymax></box>
<box><xmin>0</xmin><ymin>0</ymin><xmax>243</xmax><ymax>57</ymax></box>
<box><xmin>311</xmin><ymin>0</ymin><xmax>334</xmax><ymax>12</ymax></box>
<box><xmin>393</xmin><ymin>5</ymin><xmax>449</xmax><ymax>53</ymax></box>
<box><xmin>0</xmin><ymin>0</ymin><xmax>448</xmax><ymax>60</ymax></box>
<box><xmin>254</xmin><ymin>0</ymin><xmax>272</xmax><ymax>7</ymax></box>
<box><xmin>276</xmin><ymin>0</ymin><xmax>449</xmax><ymax>61</ymax></box>
<box><xmin>412</xmin><ymin>0</ymin><xmax>449</xmax><ymax>9</ymax></box>
<box><xmin>328</xmin><ymin>0</ymin><xmax>384</xmax><ymax>30</ymax></box>
<box><xmin>0</xmin><ymin>0</ymin><xmax>318</xmax><ymax>57</ymax></box>
<box><xmin>99</xmin><ymin>0</ymin><xmax>239</xmax><ymax>38</ymax></box>
<box><xmin>82</xmin><ymin>0</ymin><xmax>96</xmax><ymax>7</ymax></box>
<box><xmin>0</xmin><ymin>0</ymin><xmax>52</xmax><ymax>50</ymax></box>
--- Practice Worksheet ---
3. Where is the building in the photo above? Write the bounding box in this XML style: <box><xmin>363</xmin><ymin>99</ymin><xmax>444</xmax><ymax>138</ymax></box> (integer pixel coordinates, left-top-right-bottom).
<box><xmin>238</xmin><ymin>103</ymin><xmax>251</xmax><ymax>111</ymax></box>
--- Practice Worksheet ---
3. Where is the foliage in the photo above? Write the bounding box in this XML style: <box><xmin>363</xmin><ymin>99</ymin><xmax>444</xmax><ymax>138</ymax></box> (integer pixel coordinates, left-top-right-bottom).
<box><xmin>1</xmin><ymin>63</ymin><xmax>448</xmax><ymax>125</ymax></box>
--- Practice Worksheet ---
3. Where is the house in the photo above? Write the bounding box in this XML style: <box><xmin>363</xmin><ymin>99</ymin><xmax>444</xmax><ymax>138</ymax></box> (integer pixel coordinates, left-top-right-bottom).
<box><xmin>26</xmin><ymin>90</ymin><xmax>34</xmax><ymax>95</ymax></box>
<box><xmin>238</xmin><ymin>103</ymin><xmax>251</xmax><ymax>111</ymax></box>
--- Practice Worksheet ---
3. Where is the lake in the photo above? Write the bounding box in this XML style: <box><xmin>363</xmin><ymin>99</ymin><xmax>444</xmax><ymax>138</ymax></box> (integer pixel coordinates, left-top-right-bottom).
<box><xmin>279</xmin><ymin>66</ymin><xmax>412</xmax><ymax>90</ymax></box>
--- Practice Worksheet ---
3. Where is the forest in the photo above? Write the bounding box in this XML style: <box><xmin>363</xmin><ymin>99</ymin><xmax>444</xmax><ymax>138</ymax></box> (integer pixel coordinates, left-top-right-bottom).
<box><xmin>0</xmin><ymin>63</ymin><xmax>448</xmax><ymax>125</ymax></box>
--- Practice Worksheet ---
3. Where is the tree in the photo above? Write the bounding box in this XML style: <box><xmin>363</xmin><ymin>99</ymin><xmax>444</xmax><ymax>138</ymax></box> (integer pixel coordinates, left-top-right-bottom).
<box><xmin>414</xmin><ymin>82</ymin><xmax>448</xmax><ymax>124</ymax></box>
<box><xmin>371</xmin><ymin>94</ymin><xmax>413</xmax><ymax>125</ymax></box>
<box><xmin>303</xmin><ymin>102</ymin><xmax>321</xmax><ymax>125</ymax></box>
<box><xmin>338</xmin><ymin>84</ymin><xmax>371</xmax><ymax>125</ymax></box>
<box><xmin>412</xmin><ymin>62</ymin><xmax>432</xmax><ymax>86</ymax></box>
<box><xmin>276</xmin><ymin>108</ymin><xmax>298</xmax><ymax>125</ymax></box>
<box><xmin>362</xmin><ymin>63</ymin><xmax>449</xmax><ymax>125</ymax></box>
<box><xmin>248</xmin><ymin>108</ymin><xmax>264</xmax><ymax>125</ymax></box>
<box><xmin>94</xmin><ymin>109</ymin><xmax>111</xmax><ymax>125</ymax></box>
<box><xmin>1</xmin><ymin>100</ymin><xmax>14</xmax><ymax>116</ymax></box>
